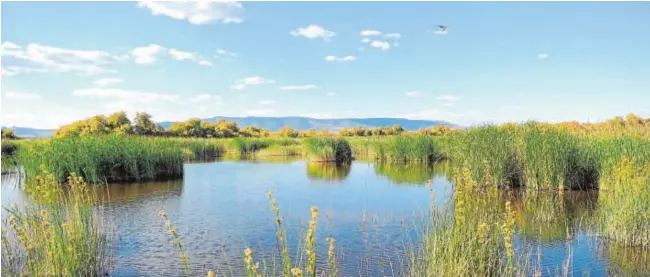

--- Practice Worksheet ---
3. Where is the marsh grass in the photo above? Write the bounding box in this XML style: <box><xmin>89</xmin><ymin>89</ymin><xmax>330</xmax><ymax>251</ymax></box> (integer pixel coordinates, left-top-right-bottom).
<box><xmin>598</xmin><ymin>157</ymin><xmax>650</xmax><ymax>248</ymax></box>
<box><xmin>16</xmin><ymin>135</ymin><xmax>184</xmax><ymax>184</ymax></box>
<box><xmin>1</xmin><ymin>170</ymin><xmax>111</xmax><ymax>276</ymax></box>
<box><xmin>373</xmin><ymin>135</ymin><xmax>441</xmax><ymax>164</ymax></box>
<box><xmin>404</xmin><ymin>164</ymin><xmax>539</xmax><ymax>277</ymax></box>
<box><xmin>303</xmin><ymin>137</ymin><xmax>352</xmax><ymax>163</ymax></box>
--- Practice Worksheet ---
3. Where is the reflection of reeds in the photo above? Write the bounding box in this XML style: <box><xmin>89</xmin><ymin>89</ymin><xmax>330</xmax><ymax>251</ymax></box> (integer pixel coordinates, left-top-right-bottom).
<box><xmin>306</xmin><ymin>162</ymin><xmax>351</xmax><ymax>182</ymax></box>
<box><xmin>405</xmin><ymin>163</ymin><xmax>538</xmax><ymax>277</ymax></box>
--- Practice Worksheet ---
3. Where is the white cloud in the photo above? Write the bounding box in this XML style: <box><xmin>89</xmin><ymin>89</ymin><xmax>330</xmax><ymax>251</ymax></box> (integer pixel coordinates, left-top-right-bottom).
<box><xmin>443</xmin><ymin>102</ymin><xmax>455</xmax><ymax>107</ymax></box>
<box><xmin>240</xmin><ymin>76</ymin><xmax>275</xmax><ymax>85</ymax></box>
<box><xmin>361</xmin><ymin>38</ymin><xmax>371</xmax><ymax>43</ymax></box>
<box><xmin>324</xmin><ymin>55</ymin><xmax>356</xmax><ymax>62</ymax></box>
<box><xmin>73</xmin><ymin>88</ymin><xmax>178</xmax><ymax>103</ymax></box>
<box><xmin>432</xmin><ymin>30</ymin><xmax>448</xmax><ymax>35</ymax></box>
<box><xmin>231</xmin><ymin>76</ymin><xmax>275</xmax><ymax>90</ymax></box>
<box><xmin>94</xmin><ymin>78</ymin><xmax>123</xmax><ymax>87</ymax></box>
<box><xmin>326</xmin><ymin>92</ymin><xmax>337</xmax><ymax>97</ymax></box>
<box><xmin>231</xmin><ymin>84</ymin><xmax>246</xmax><ymax>90</ymax></box>
<box><xmin>290</xmin><ymin>24</ymin><xmax>336</xmax><ymax>41</ymax></box>
<box><xmin>246</xmin><ymin>109</ymin><xmax>276</xmax><ymax>116</ymax></box>
<box><xmin>360</xmin><ymin>30</ymin><xmax>382</xmax><ymax>36</ymax></box>
<box><xmin>279</xmin><ymin>85</ymin><xmax>318</xmax><ymax>91</ymax></box>
<box><xmin>370</xmin><ymin>41</ymin><xmax>391</xmax><ymax>50</ymax></box>
<box><xmin>198</xmin><ymin>60</ymin><xmax>213</xmax><ymax>66</ymax></box>
<box><xmin>259</xmin><ymin>100</ymin><xmax>276</xmax><ymax>105</ymax></box>
<box><xmin>537</xmin><ymin>53</ymin><xmax>549</xmax><ymax>59</ymax></box>
<box><xmin>384</xmin><ymin>33</ymin><xmax>402</xmax><ymax>39</ymax></box>
<box><xmin>137</xmin><ymin>1</ymin><xmax>244</xmax><ymax>25</ymax></box>
<box><xmin>3</xmin><ymin>91</ymin><xmax>41</xmax><ymax>100</ymax></box>
<box><xmin>168</xmin><ymin>48</ymin><xmax>197</xmax><ymax>61</ymax></box>
<box><xmin>405</xmin><ymin>91</ymin><xmax>424</xmax><ymax>97</ymax></box>
<box><xmin>1</xmin><ymin>42</ymin><xmax>121</xmax><ymax>75</ymax></box>
<box><xmin>168</xmin><ymin>48</ymin><xmax>212</xmax><ymax>66</ymax></box>
<box><xmin>216</xmin><ymin>48</ymin><xmax>237</xmax><ymax>57</ymax></box>
<box><xmin>131</xmin><ymin>44</ymin><xmax>165</xmax><ymax>64</ymax></box>
<box><xmin>437</xmin><ymin>95</ymin><xmax>461</xmax><ymax>102</ymax></box>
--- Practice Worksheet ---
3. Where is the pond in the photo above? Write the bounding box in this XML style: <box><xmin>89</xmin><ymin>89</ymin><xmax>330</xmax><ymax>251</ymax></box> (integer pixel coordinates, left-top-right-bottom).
<box><xmin>1</xmin><ymin>159</ymin><xmax>645</xmax><ymax>276</ymax></box>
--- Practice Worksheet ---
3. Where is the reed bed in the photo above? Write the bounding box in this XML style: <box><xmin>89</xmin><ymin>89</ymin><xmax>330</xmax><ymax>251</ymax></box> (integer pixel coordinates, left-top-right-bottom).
<box><xmin>404</xmin><ymin>164</ymin><xmax>538</xmax><ymax>277</ymax></box>
<box><xmin>303</xmin><ymin>137</ymin><xmax>352</xmax><ymax>163</ymax></box>
<box><xmin>16</xmin><ymin>135</ymin><xmax>184</xmax><ymax>184</ymax></box>
<box><xmin>373</xmin><ymin>135</ymin><xmax>441</xmax><ymax>164</ymax></box>
<box><xmin>440</xmin><ymin>122</ymin><xmax>650</xmax><ymax>190</ymax></box>
<box><xmin>1</xmin><ymin>171</ymin><xmax>111</xmax><ymax>276</ymax></box>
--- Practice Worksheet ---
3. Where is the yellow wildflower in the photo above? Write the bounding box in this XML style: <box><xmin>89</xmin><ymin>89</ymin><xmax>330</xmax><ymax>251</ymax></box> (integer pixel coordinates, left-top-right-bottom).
<box><xmin>207</xmin><ymin>271</ymin><xmax>216</xmax><ymax>277</ymax></box>
<box><xmin>291</xmin><ymin>268</ymin><xmax>303</xmax><ymax>276</ymax></box>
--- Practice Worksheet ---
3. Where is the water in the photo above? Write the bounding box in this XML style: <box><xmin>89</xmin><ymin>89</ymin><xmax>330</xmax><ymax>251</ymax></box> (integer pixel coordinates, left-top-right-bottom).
<box><xmin>1</xmin><ymin>160</ymin><xmax>646</xmax><ymax>276</ymax></box>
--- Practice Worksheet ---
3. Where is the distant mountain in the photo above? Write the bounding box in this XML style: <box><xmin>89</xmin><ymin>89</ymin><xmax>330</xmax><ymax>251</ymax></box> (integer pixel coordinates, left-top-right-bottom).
<box><xmin>158</xmin><ymin>116</ymin><xmax>455</xmax><ymax>132</ymax></box>
<box><xmin>3</xmin><ymin>116</ymin><xmax>455</xmax><ymax>138</ymax></box>
<box><xmin>1</xmin><ymin>126</ymin><xmax>56</xmax><ymax>139</ymax></box>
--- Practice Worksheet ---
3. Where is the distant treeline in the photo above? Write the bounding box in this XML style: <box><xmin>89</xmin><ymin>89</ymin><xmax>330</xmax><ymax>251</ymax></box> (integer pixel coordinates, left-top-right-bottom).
<box><xmin>12</xmin><ymin>111</ymin><xmax>647</xmax><ymax>140</ymax></box>
<box><xmin>47</xmin><ymin>111</ymin><xmax>457</xmax><ymax>139</ymax></box>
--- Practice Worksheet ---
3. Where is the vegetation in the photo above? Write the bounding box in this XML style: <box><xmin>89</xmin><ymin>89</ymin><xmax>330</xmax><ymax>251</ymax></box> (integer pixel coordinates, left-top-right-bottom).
<box><xmin>1</xmin><ymin>171</ymin><xmax>111</xmax><ymax>276</ymax></box>
<box><xmin>303</xmin><ymin>137</ymin><xmax>352</xmax><ymax>163</ymax></box>
<box><xmin>373</xmin><ymin>135</ymin><xmax>441</xmax><ymax>163</ymax></box>
<box><xmin>2</xmin><ymin>128</ymin><xmax>19</xmax><ymax>139</ymax></box>
<box><xmin>16</xmin><ymin>135</ymin><xmax>184</xmax><ymax>184</ymax></box>
<box><xmin>405</xmin><ymin>165</ymin><xmax>536</xmax><ymax>277</ymax></box>
<box><xmin>338</xmin><ymin>124</ymin><xmax>404</xmax><ymax>137</ymax></box>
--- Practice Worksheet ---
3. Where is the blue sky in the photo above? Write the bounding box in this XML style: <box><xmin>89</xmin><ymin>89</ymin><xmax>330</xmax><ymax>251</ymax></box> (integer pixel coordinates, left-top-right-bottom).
<box><xmin>1</xmin><ymin>1</ymin><xmax>649</xmax><ymax>128</ymax></box>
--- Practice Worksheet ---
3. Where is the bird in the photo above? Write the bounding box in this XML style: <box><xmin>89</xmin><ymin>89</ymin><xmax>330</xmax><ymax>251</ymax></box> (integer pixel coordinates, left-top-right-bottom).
<box><xmin>437</xmin><ymin>25</ymin><xmax>447</xmax><ymax>32</ymax></box>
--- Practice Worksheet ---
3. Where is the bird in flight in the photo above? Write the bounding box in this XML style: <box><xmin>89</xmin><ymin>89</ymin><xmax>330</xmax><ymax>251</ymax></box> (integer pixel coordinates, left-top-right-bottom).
<box><xmin>437</xmin><ymin>25</ymin><xmax>447</xmax><ymax>32</ymax></box>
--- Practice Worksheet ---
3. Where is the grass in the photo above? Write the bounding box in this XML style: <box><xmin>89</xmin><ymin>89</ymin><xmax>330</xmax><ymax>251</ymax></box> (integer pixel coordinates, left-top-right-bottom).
<box><xmin>1</xmin><ymin>139</ymin><xmax>20</xmax><ymax>172</ymax></box>
<box><xmin>303</xmin><ymin>137</ymin><xmax>352</xmax><ymax>163</ymax></box>
<box><xmin>16</xmin><ymin>135</ymin><xmax>184</xmax><ymax>184</ymax></box>
<box><xmin>1</xmin><ymin>171</ymin><xmax>111</xmax><ymax>276</ymax></box>
<box><xmin>404</xmin><ymin>164</ymin><xmax>538</xmax><ymax>277</ymax></box>
<box><xmin>372</xmin><ymin>135</ymin><xmax>441</xmax><ymax>164</ymax></box>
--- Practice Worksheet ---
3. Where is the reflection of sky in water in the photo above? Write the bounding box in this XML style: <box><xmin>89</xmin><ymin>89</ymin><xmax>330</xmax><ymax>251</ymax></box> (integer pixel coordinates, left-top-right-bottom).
<box><xmin>2</xmin><ymin>160</ymin><xmax>642</xmax><ymax>276</ymax></box>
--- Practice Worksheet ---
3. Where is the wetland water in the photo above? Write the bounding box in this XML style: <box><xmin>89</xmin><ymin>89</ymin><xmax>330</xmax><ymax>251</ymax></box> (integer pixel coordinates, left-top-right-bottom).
<box><xmin>1</xmin><ymin>159</ymin><xmax>644</xmax><ymax>276</ymax></box>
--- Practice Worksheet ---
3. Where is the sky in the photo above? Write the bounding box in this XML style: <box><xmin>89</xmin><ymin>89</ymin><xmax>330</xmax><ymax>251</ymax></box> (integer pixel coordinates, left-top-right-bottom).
<box><xmin>1</xmin><ymin>1</ymin><xmax>649</xmax><ymax>129</ymax></box>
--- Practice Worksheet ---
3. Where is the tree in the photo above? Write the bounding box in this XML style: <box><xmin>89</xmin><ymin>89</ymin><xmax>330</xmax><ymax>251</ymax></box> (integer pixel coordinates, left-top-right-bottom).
<box><xmin>134</xmin><ymin>112</ymin><xmax>156</xmax><ymax>136</ymax></box>
<box><xmin>1</xmin><ymin>129</ymin><xmax>18</xmax><ymax>139</ymax></box>
<box><xmin>279</xmin><ymin>126</ymin><xmax>299</xmax><ymax>138</ymax></box>
<box><xmin>106</xmin><ymin>111</ymin><xmax>133</xmax><ymax>135</ymax></box>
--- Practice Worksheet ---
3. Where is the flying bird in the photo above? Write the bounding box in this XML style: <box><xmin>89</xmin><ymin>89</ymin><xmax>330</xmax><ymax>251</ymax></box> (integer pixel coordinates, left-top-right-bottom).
<box><xmin>437</xmin><ymin>25</ymin><xmax>447</xmax><ymax>32</ymax></box>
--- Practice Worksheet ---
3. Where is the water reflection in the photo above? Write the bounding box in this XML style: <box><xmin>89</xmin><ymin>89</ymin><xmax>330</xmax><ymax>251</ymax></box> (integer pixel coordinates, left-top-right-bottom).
<box><xmin>375</xmin><ymin>161</ymin><xmax>450</xmax><ymax>186</ymax></box>
<box><xmin>306</xmin><ymin>162</ymin><xmax>351</xmax><ymax>182</ymax></box>
<box><xmin>92</xmin><ymin>179</ymin><xmax>184</xmax><ymax>204</ymax></box>
<box><xmin>1</xmin><ymin>159</ymin><xmax>647</xmax><ymax>276</ymax></box>
<box><xmin>507</xmin><ymin>190</ymin><xmax>599</xmax><ymax>242</ymax></box>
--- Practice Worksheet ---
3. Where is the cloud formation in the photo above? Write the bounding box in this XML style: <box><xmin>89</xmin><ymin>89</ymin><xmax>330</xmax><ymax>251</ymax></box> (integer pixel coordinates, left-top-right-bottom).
<box><xmin>290</xmin><ymin>25</ymin><xmax>336</xmax><ymax>41</ymax></box>
<box><xmin>137</xmin><ymin>1</ymin><xmax>244</xmax><ymax>24</ymax></box>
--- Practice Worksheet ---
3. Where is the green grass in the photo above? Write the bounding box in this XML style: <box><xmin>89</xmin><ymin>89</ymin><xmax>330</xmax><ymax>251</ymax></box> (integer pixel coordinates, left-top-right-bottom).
<box><xmin>303</xmin><ymin>137</ymin><xmax>352</xmax><ymax>163</ymax></box>
<box><xmin>373</xmin><ymin>135</ymin><xmax>441</xmax><ymax>164</ymax></box>
<box><xmin>16</xmin><ymin>135</ymin><xmax>184</xmax><ymax>184</ymax></box>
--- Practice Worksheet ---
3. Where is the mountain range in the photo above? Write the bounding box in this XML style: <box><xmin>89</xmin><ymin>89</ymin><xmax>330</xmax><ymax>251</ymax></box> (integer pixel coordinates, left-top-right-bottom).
<box><xmin>3</xmin><ymin>116</ymin><xmax>455</xmax><ymax>138</ymax></box>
